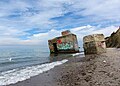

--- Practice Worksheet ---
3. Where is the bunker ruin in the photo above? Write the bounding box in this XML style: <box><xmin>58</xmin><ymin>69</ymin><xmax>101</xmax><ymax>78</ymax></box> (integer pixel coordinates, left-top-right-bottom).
<box><xmin>83</xmin><ymin>34</ymin><xmax>106</xmax><ymax>54</ymax></box>
<box><xmin>48</xmin><ymin>30</ymin><xmax>79</xmax><ymax>53</ymax></box>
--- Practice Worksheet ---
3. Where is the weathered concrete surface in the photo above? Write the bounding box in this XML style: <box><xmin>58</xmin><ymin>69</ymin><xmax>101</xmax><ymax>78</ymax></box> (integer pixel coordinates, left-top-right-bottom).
<box><xmin>83</xmin><ymin>34</ymin><xmax>105</xmax><ymax>43</ymax></box>
<box><xmin>48</xmin><ymin>31</ymin><xmax>79</xmax><ymax>53</ymax></box>
<box><xmin>105</xmin><ymin>27</ymin><xmax>120</xmax><ymax>48</ymax></box>
<box><xmin>83</xmin><ymin>34</ymin><xmax>106</xmax><ymax>54</ymax></box>
<box><xmin>61</xmin><ymin>30</ymin><xmax>71</xmax><ymax>36</ymax></box>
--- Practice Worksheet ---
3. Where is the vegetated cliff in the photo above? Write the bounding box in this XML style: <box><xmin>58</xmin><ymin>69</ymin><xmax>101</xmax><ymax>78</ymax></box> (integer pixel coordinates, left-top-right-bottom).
<box><xmin>105</xmin><ymin>27</ymin><xmax>120</xmax><ymax>48</ymax></box>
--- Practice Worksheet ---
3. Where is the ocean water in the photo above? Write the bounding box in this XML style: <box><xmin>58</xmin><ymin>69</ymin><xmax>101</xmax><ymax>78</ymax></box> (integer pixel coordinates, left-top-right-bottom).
<box><xmin>0</xmin><ymin>46</ymin><xmax>70</xmax><ymax>86</ymax></box>
<box><xmin>0</xmin><ymin>46</ymin><xmax>50</xmax><ymax>72</ymax></box>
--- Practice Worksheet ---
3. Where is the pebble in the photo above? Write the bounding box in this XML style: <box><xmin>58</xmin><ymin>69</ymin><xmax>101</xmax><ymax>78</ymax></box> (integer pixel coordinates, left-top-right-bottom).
<box><xmin>103</xmin><ymin>60</ymin><xmax>106</xmax><ymax>63</ymax></box>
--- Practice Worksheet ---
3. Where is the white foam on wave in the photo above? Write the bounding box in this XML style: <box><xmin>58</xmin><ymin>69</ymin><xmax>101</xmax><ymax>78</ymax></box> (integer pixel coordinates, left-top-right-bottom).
<box><xmin>0</xmin><ymin>59</ymin><xmax>68</xmax><ymax>86</ymax></box>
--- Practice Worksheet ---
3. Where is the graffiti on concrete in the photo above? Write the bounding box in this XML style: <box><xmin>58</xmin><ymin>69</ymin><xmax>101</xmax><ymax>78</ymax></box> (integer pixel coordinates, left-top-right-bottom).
<box><xmin>48</xmin><ymin>32</ymin><xmax>79</xmax><ymax>53</ymax></box>
<box><xmin>57</xmin><ymin>42</ymin><xmax>73</xmax><ymax>50</ymax></box>
<box><xmin>57</xmin><ymin>39</ymin><xmax>62</xmax><ymax>44</ymax></box>
<box><xmin>97</xmin><ymin>41</ymin><xmax>106</xmax><ymax>49</ymax></box>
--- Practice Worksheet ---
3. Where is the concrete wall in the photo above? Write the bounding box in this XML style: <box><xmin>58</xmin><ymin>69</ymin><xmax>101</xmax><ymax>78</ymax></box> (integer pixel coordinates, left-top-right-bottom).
<box><xmin>61</xmin><ymin>30</ymin><xmax>71</xmax><ymax>36</ymax></box>
<box><xmin>48</xmin><ymin>34</ymin><xmax>79</xmax><ymax>53</ymax></box>
<box><xmin>83</xmin><ymin>34</ymin><xmax>106</xmax><ymax>54</ymax></box>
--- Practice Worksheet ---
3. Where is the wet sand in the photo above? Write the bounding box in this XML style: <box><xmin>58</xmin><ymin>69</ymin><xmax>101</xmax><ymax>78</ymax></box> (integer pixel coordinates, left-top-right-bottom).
<box><xmin>7</xmin><ymin>48</ymin><xmax>120</xmax><ymax>86</ymax></box>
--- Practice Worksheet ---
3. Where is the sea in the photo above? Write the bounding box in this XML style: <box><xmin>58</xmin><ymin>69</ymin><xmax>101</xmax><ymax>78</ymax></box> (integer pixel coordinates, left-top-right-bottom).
<box><xmin>0</xmin><ymin>46</ymin><xmax>83</xmax><ymax>86</ymax></box>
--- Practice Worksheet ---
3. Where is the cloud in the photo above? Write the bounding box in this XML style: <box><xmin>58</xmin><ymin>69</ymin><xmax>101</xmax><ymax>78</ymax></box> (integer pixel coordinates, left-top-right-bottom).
<box><xmin>91</xmin><ymin>26</ymin><xmax>118</xmax><ymax>37</ymax></box>
<box><xmin>0</xmin><ymin>24</ymin><xmax>118</xmax><ymax>46</ymax></box>
<box><xmin>15</xmin><ymin>25</ymin><xmax>117</xmax><ymax>46</ymax></box>
<box><xmin>0</xmin><ymin>0</ymin><xmax>120</xmax><ymax>46</ymax></box>
<box><xmin>71</xmin><ymin>0</ymin><xmax>120</xmax><ymax>19</ymax></box>
<box><xmin>71</xmin><ymin>25</ymin><xmax>93</xmax><ymax>32</ymax></box>
<box><xmin>22</xmin><ymin>29</ymin><xmax>61</xmax><ymax>45</ymax></box>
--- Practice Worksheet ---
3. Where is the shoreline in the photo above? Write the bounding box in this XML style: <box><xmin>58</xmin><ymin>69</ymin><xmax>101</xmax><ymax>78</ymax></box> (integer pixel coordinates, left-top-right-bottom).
<box><xmin>6</xmin><ymin>53</ymin><xmax>84</xmax><ymax>86</ymax></box>
<box><xmin>7</xmin><ymin>48</ymin><xmax>120</xmax><ymax>86</ymax></box>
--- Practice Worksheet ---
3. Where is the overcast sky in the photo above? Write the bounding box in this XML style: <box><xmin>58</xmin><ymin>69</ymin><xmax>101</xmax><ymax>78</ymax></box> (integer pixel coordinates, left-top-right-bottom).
<box><xmin>0</xmin><ymin>0</ymin><xmax>120</xmax><ymax>46</ymax></box>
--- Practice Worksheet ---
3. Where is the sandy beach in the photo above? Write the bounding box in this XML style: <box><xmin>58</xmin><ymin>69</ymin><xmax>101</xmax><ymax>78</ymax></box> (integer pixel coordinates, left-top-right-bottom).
<box><xmin>7</xmin><ymin>48</ymin><xmax>120</xmax><ymax>86</ymax></box>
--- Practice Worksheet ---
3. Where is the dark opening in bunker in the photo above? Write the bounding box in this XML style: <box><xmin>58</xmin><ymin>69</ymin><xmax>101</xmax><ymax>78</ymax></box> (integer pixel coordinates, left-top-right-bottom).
<box><xmin>53</xmin><ymin>43</ymin><xmax>58</xmax><ymax>53</ymax></box>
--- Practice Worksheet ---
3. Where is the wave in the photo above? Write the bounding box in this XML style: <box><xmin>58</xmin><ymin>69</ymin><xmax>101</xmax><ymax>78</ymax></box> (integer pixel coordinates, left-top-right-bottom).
<box><xmin>0</xmin><ymin>56</ymin><xmax>49</xmax><ymax>66</ymax></box>
<box><xmin>0</xmin><ymin>59</ymin><xmax>68</xmax><ymax>86</ymax></box>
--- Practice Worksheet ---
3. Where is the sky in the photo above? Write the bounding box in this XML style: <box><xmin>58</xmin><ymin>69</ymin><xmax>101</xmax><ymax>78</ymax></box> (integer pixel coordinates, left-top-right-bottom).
<box><xmin>0</xmin><ymin>0</ymin><xmax>120</xmax><ymax>47</ymax></box>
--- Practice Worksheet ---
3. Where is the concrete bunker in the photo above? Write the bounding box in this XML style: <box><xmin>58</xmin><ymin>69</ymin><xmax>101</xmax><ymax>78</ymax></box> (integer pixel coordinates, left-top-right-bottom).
<box><xmin>48</xmin><ymin>30</ymin><xmax>79</xmax><ymax>53</ymax></box>
<box><xmin>83</xmin><ymin>34</ymin><xmax>106</xmax><ymax>54</ymax></box>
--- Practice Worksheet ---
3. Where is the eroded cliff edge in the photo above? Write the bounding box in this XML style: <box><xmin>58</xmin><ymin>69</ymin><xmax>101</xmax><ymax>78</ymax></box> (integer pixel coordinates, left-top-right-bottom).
<box><xmin>105</xmin><ymin>27</ymin><xmax>120</xmax><ymax>48</ymax></box>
